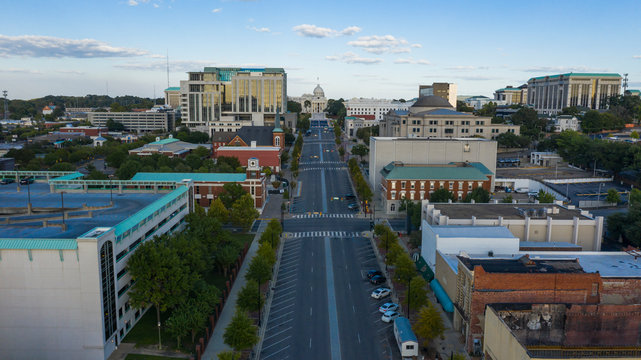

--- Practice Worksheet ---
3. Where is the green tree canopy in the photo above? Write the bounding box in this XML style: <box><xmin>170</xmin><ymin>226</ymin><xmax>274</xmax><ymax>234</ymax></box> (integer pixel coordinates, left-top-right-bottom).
<box><xmin>245</xmin><ymin>255</ymin><xmax>272</xmax><ymax>285</ymax></box>
<box><xmin>230</xmin><ymin>193</ymin><xmax>259</xmax><ymax>231</ymax></box>
<box><xmin>405</xmin><ymin>275</ymin><xmax>428</xmax><ymax>311</ymax></box>
<box><xmin>430</xmin><ymin>188</ymin><xmax>454</xmax><ymax>203</ymax></box>
<box><xmin>237</xmin><ymin>280</ymin><xmax>263</xmax><ymax>312</ymax></box>
<box><xmin>208</xmin><ymin>198</ymin><xmax>229</xmax><ymax>224</ymax></box>
<box><xmin>219</xmin><ymin>183</ymin><xmax>247</xmax><ymax>208</ymax></box>
<box><xmin>412</xmin><ymin>303</ymin><xmax>445</xmax><ymax>348</ymax></box>
<box><xmin>287</xmin><ymin>100</ymin><xmax>302</xmax><ymax>114</ymax></box>
<box><xmin>351</xmin><ymin>144</ymin><xmax>369</xmax><ymax>161</ymax></box>
<box><xmin>223</xmin><ymin>310</ymin><xmax>258</xmax><ymax>351</ymax></box>
<box><xmin>537</xmin><ymin>190</ymin><xmax>556</xmax><ymax>203</ymax></box>
<box><xmin>464</xmin><ymin>187</ymin><xmax>491</xmax><ymax>203</ymax></box>
<box><xmin>606</xmin><ymin>188</ymin><xmax>621</xmax><ymax>204</ymax></box>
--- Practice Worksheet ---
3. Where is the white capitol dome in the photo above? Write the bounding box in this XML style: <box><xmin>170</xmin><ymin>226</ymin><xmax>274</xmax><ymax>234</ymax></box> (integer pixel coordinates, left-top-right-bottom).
<box><xmin>313</xmin><ymin>84</ymin><xmax>325</xmax><ymax>97</ymax></box>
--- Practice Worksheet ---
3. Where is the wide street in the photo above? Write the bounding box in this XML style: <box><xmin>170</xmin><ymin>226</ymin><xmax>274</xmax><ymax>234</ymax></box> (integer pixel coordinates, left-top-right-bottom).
<box><xmin>258</xmin><ymin>123</ymin><xmax>399</xmax><ymax>360</ymax></box>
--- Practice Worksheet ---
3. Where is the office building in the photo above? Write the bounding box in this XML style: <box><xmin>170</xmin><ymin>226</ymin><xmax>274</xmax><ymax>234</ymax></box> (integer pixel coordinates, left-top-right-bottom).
<box><xmin>344</xmin><ymin>116</ymin><xmax>377</xmax><ymax>137</ymax></box>
<box><xmin>380</xmin><ymin>161</ymin><xmax>494</xmax><ymax>213</ymax></box>
<box><xmin>178</xmin><ymin>67</ymin><xmax>287</xmax><ymax>135</ymax></box>
<box><xmin>493</xmin><ymin>85</ymin><xmax>527</xmax><ymax>105</ymax></box>
<box><xmin>0</xmin><ymin>177</ymin><xmax>190</xmax><ymax>360</ymax></box>
<box><xmin>378</xmin><ymin>96</ymin><xmax>519</xmax><ymax>139</ymax></box>
<box><xmin>164</xmin><ymin>87</ymin><xmax>181</xmax><ymax>108</ymax></box>
<box><xmin>344</xmin><ymin>98</ymin><xmax>415</xmax><ymax>121</ymax></box>
<box><xmin>369</xmin><ymin>137</ymin><xmax>497</xmax><ymax>195</ymax></box>
<box><xmin>419</xmin><ymin>82</ymin><xmax>457</xmax><ymax>107</ymax></box>
<box><xmin>527</xmin><ymin>73</ymin><xmax>622</xmax><ymax>115</ymax></box>
<box><xmin>88</xmin><ymin>111</ymin><xmax>175</xmax><ymax>133</ymax></box>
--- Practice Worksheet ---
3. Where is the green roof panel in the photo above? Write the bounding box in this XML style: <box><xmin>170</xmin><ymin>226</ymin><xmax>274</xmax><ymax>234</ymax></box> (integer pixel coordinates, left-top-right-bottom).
<box><xmin>131</xmin><ymin>172</ymin><xmax>247</xmax><ymax>182</ymax></box>
<box><xmin>0</xmin><ymin>238</ymin><xmax>78</xmax><ymax>250</ymax></box>
<box><xmin>529</xmin><ymin>73</ymin><xmax>621</xmax><ymax>81</ymax></box>
<box><xmin>114</xmin><ymin>186</ymin><xmax>188</xmax><ymax>237</ymax></box>
<box><xmin>381</xmin><ymin>162</ymin><xmax>492</xmax><ymax>181</ymax></box>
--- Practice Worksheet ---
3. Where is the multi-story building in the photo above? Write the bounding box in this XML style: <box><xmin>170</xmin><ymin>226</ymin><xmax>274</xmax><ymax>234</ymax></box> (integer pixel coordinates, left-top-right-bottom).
<box><xmin>345</xmin><ymin>98</ymin><xmax>415</xmax><ymax>121</ymax></box>
<box><xmin>378</xmin><ymin>96</ymin><xmax>519</xmax><ymax>139</ymax></box>
<box><xmin>164</xmin><ymin>87</ymin><xmax>181</xmax><ymax>108</ymax></box>
<box><xmin>464</xmin><ymin>96</ymin><xmax>506</xmax><ymax>110</ymax></box>
<box><xmin>178</xmin><ymin>67</ymin><xmax>287</xmax><ymax>136</ymax></box>
<box><xmin>380</xmin><ymin>161</ymin><xmax>493</xmax><ymax>213</ymax></box>
<box><xmin>88</xmin><ymin>111</ymin><xmax>175</xmax><ymax>132</ymax></box>
<box><xmin>289</xmin><ymin>84</ymin><xmax>327</xmax><ymax>113</ymax></box>
<box><xmin>128</xmin><ymin>135</ymin><xmax>211</xmax><ymax>158</ymax></box>
<box><xmin>369</xmin><ymin>137</ymin><xmax>498</xmax><ymax>196</ymax></box>
<box><xmin>59</xmin><ymin>126</ymin><xmax>109</xmax><ymax>137</ymax></box>
<box><xmin>419</xmin><ymin>82</ymin><xmax>457</xmax><ymax>107</ymax></box>
<box><xmin>527</xmin><ymin>73</ymin><xmax>622</xmax><ymax>115</ymax></box>
<box><xmin>0</xmin><ymin>179</ymin><xmax>190</xmax><ymax>360</ymax></box>
<box><xmin>547</xmin><ymin>114</ymin><xmax>580</xmax><ymax>132</ymax></box>
<box><xmin>344</xmin><ymin>116</ymin><xmax>377</xmax><ymax>137</ymax></box>
<box><xmin>625</xmin><ymin>89</ymin><xmax>640</xmax><ymax>97</ymax></box>
<box><xmin>493</xmin><ymin>85</ymin><xmax>527</xmax><ymax>105</ymax></box>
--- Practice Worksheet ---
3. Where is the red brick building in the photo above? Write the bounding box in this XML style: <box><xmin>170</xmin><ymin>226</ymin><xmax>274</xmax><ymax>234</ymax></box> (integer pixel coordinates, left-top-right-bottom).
<box><xmin>216</xmin><ymin>145</ymin><xmax>281</xmax><ymax>172</ymax></box>
<box><xmin>211</xmin><ymin>124</ymin><xmax>284</xmax><ymax>171</ymax></box>
<box><xmin>380</xmin><ymin>161</ymin><xmax>493</xmax><ymax>214</ymax></box>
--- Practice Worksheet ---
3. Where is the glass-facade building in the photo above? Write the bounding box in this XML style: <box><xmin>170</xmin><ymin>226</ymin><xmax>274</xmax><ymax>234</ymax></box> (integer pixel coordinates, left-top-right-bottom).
<box><xmin>180</xmin><ymin>67</ymin><xmax>287</xmax><ymax>136</ymax></box>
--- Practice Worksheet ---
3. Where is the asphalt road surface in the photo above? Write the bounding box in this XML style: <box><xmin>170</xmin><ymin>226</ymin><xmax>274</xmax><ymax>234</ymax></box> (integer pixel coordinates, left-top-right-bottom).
<box><xmin>259</xmin><ymin>126</ymin><xmax>397</xmax><ymax>360</ymax></box>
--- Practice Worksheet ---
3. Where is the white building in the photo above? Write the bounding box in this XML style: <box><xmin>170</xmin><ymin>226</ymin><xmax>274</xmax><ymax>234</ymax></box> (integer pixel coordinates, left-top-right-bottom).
<box><xmin>88</xmin><ymin>111</ymin><xmax>175</xmax><ymax>133</ymax></box>
<box><xmin>0</xmin><ymin>182</ymin><xmax>190</xmax><ymax>360</ymax></box>
<box><xmin>549</xmin><ymin>115</ymin><xmax>580</xmax><ymax>132</ymax></box>
<box><xmin>464</xmin><ymin>96</ymin><xmax>506</xmax><ymax>110</ymax></box>
<box><xmin>344</xmin><ymin>98</ymin><xmax>415</xmax><ymax>121</ymax></box>
<box><xmin>530</xmin><ymin>151</ymin><xmax>563</xmax><ymax>167</ymax></box>
<box><xmin>289</xmin><ymin>84</ymin><xmax>327</xmax><ymax>114</ymax></box>
<box><xmin>344</xmin><ymin>116</ymin><xmax>377</xmax><ymax>137</ymax></box>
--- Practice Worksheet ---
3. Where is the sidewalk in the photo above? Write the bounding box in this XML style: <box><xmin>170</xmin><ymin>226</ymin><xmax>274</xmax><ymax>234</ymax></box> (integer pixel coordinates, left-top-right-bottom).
<box><xmin>201</xmin><ymin>220</ymin><xmax>269</xmax><ymax>360</ymax></box>
<box><xmin>108</xmin><ymin>343</ymin><xmax>190</xmax><ymax>360</ymax></box>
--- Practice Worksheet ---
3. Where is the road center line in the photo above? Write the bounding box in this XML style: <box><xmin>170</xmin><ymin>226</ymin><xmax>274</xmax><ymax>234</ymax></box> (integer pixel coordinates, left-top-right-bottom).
<box><xmin>324</xmin><ymin>236</ymin><xmax>342</xmax><ymax>360</ymax></box>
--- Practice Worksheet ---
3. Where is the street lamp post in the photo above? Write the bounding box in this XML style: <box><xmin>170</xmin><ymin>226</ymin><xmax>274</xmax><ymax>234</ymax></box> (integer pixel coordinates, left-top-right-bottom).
<box><xmin>109</xmin><ymin>175</ymin><xmax>114</xmax><ymax>205</ymax></box>
<box><xmin>597</xmin><ymin>183</ymin><xmax>603</xmax><ymax>209</ymax></box>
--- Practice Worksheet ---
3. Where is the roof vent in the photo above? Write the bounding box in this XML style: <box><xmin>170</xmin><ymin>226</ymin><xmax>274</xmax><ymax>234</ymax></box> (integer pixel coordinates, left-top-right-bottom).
<box><xmin>156</xmin><ymin>137</ymin><xmax>160</xmax><ymax>142</ymax></box>
<box><xmin>168</xmin><ymin>134</ymin><xmax>173</xmax><ymax>139</ymax></box>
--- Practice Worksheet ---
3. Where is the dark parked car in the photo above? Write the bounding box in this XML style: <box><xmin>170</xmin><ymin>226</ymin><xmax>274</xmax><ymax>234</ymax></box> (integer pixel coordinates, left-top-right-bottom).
<box><xmin>1</xmin><ymin>178</ymin><xmax>15</xmax><ymax>185</ymax></box>
<box><xmin>367</xmin><ymin>270</ymin><xmax>383</xmax><ymax>279</ymax></box>
<box><xmin>345</xmin><ymin>194</ymin><xmax>356</xmax><ymax>200</ymax></box>
<box><xmin>19</xmin><ymin>177</ymin><xmax>34</xmax><ymax>185</ymax></box>
<box><xmin>348</xmin><ymin>203</ymin><xmax>359</xmax><ymax>211</ymax></box>
<box><xmin>370</xmin><ymin>275</ymin><xmax>387</xmax><ymax>285</ymax></box>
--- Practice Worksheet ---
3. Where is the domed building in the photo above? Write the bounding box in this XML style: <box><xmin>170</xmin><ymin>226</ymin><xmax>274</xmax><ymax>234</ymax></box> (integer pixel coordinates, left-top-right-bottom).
<box><xmin>289</xmin><ymin>84</ymin><xmax>328</xmax><ymax>114</ymax></box>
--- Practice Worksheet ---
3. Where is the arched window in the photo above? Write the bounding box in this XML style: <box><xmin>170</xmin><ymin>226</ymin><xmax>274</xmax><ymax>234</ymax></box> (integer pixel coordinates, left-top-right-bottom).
<box><xmin>275</xmin><ymin>136</ymin><xmax>280</xmax><ymax>147</ymax></box>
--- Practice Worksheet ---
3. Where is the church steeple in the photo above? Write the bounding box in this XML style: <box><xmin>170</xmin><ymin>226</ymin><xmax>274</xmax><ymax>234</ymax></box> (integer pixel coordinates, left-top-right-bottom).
<box><xmin>273</xmin><ymin>106</ymin><xmax>283</xmax><ymax>133</ymax></box>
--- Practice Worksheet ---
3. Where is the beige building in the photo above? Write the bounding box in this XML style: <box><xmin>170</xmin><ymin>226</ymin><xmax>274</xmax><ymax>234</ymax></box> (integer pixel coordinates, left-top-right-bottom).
<box><xmin>344</xmin><ymin>97</ymin><xmax>414</xmax><ymax>121</ymax></box>
<box><xmin>419</xmin><ymin>82</ymin><xmax>457</xmax><ymax>107</ymax></box>
<box><xmin>368</xmin><ymin>137</ymin><xmax>498</xmax><ymax>196</ymax></box>
<box><xmin>493</xmin><ymin>85</ymin><xmax>527</xmax><ymax>105</ymax></box>
<box><xmin>179</xmin><ymin>67</ymin><xmax>287</xmax><ymax>135</ymax></box>
<box><xmin>344</xmin><ymin>116</ymin><xmax>377</xmax><ymax>137</ymax></box>
<box><xmin>379</xmin><ymin>96</ymin><xmax>520</xmax><ymax>139</ymax></box>
<box><xmin>422</xmin><ymin>202</ymin><xmax>605</xmax><ymax>251</ymax></box>
<box><xmin>164</xmin><ymin>87</ymin><xmax>181</xmax><ymax>108</ymax></box>
<box><xmin>88</xmin><ymin>111</ymin><xmax>175</xmax><ymax>133</ymax></box>
<box><xmin>528</xmin><ymin>73</ymin><xmax>622</xmax><ymax>115</ymax></box>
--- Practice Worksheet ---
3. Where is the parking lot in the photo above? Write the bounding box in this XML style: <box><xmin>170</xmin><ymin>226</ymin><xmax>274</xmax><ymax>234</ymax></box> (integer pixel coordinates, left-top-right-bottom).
<box><xmin>545</xmin><ymin>181</ymin><xmax>631</xmax><ymax>205</ymax></box>
<box><xmin>259</xmin><ymin>235</ymin><xmax>400</xmax><ymax>360</ymax></box>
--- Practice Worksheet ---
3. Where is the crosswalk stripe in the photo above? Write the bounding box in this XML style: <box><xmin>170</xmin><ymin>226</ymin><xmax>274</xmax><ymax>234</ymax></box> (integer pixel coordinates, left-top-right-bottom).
<box><xmin>291</xmin><ymin>213</ymin><xmax>355</xmax><ymax>219</ymax></box>
<box><xmin>289</xmin><ymin>231</ymin><xmax>361</xmax><ymax>238</ymax></box>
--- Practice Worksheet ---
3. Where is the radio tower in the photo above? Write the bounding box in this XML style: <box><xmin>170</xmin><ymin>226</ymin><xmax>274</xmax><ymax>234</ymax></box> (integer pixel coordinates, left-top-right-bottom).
<box><xmin>2</xmin><ymin>90</ymin><xmax>7</xmax><ymax>120</ymax></box>
<box><xmin>623</xmin><ymin>73</ymin><xmax>629</xmax><ymax>95</ymax></box>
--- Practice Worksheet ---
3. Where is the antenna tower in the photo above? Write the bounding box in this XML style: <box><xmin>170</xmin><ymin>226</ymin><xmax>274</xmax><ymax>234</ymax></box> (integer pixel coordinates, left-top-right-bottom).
<box><xmin>166</xmin><ymin>49</ymin><xmax>170</xmax><ymax>89</ymax></box>
<box><xmin>2</xmin><ymin>90</ymin><xmax>7</xmax><ymax>120</ymax></box>
<box><xmin>623</xmin><ymin>73</ymin><xmax>629</xmax><ymax>94</ymax></box>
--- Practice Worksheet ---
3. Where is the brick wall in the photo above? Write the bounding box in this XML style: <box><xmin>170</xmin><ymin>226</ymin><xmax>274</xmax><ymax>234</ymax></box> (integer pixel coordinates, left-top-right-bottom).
<box><xmin>601</xmin><ymin>278</ymin><xmax>641</xmax><ymax>304</ymax></box>
<box><xmin>564</xmin><ymin>304</ymin><xmax>641</xmax><ymax>346</ymax></box>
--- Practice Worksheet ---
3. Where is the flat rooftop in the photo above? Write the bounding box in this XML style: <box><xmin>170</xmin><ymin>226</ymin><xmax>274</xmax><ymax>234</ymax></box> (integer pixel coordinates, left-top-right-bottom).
<box><xmin>372</xmin><ymin>136</ymin><xmax>492</xmax><ymax>142</ymax></box>
<box><xmin>444</xmin><ymin>251</ymin><xmax>641</xmax><ymax>278</ymax></box>
<box><xmin>458</xmin><ymin>254</ymin><xmax>585</xmax><ymax>274</ymax></box>
<box><xmin>0</xmin><ymin>183</ymin><xmax>163</xmax><ymax>239</ymax></box>
<box><xmin>429</xmin><ymin>203</ymin><xmax>592</xmax><ymax>220</ymax></box>
<box><xmin>429</xmin><ymin>225</ymin><xmax>516</xmax><ymax>239</ymax></box>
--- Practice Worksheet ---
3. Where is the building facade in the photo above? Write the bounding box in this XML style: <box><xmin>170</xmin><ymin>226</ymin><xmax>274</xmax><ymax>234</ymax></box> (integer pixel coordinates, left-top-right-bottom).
<box><xmin>344</xmin><ymin>98</ymin><xmax>415</xmax><ymax>121</ymax></box>
<box><xmin>344</xmin><ymin>116</ymin><xmax>377</xmax><ymax>137</ymax></box>
<box><xmin>164</xmin><ymin>87</ymin><xmax>181</xmax><ymax>109</ymax></box>
<box><xmin>289</xmin><ymin>84</ymin><xmax>327</xmax><ymax>113</ymax></box>
<box><xmin>493</xmin><ymin>85</ymin><xmax>527</xmax><ymax>105</ymax></box>
<box><xmin>59</xmin><ymin>126</ymin><xmax>109</xmax><ymax>137</ymax></box>
<box><xmin>380</xmin><ymin>161</ymin><xmax>493</xmax><ymax>213</ymax></box>
<box><xmin>88</xmin><ymin>111</ymin><xmax>175</xmax><ymax>132</ymax></box>
<box><xmin>379</xmin><ymin>96</ymin><xmax>519</xmax><ymax>139</ymax></box>
<box><xmin>369</xmin><ymin>137</ymin><xmax>498</xmax><ymax>196</ymax></box>
<box><xmin>527</xmin><ymin>73</ymin><xmax>622</xmax><ymax>115</ymax></box>
<box><xmin>419</xmin><ymin>82</ymin><xmax>458</xmax><ymax>107</ymax></box>
<box><xmin>128</xmin><ymin>136</ymin><xmax>211</xmax><ymax>158</ymax></box>
<box><xmin>178</xmin><ymin>67</ymin><xmax>287</xmax><ymax>136</ymax></box>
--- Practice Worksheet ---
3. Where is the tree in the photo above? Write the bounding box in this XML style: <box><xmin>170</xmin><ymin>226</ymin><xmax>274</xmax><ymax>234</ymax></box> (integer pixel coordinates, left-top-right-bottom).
<box><xmin>476</xmin><ymin>101</ymin><xmax>497</xmax><ymax>117</ymax></box>
<box><xmin>630</xmin><ymin>188</ymin><xmax>641</xmax><ymax>206</ymax></box>
<box><xmin>561</xmin><ymin>106</ymin><xmax>580</xmax><ymax>116</ymax></box>
<box><xmin>464</xmin><ymin>187</ymin><xmax>490</xmax><ymax>203</ymax></box>
<box><xmin>606</xmin><ymin>188</ymin><xmax>621</xmax><ymax>204</ymax></box>
<box><xmin>237</xmin><ymin>280</ymin><xmax>263</xmax><ymax>312</ymax></box>
<box><xmin>230</xmin><ymin>194</ymin><xmax>259</xmax><ymax>231</ymax></box>
<box><xmin>208</xmin><ymin>198</ymin><xmax>229</xmax><ymax>224</ymax></box>
<box><xmin>405</xmin><ymin>276</ymin><xmax>428</xmax><ymax>312</ymax></box>
<box><xmin>245</xmin><ymin>255</ymin><xmax>272</xmax><ymax>285</ymax></box>
<box><xmin>303</xmin><ymin>100</ymin><xmax>311</xmax><ymax>112</ymax></box>
<box><xmin>50</xmin><ymin>162</ymin><xmax>75</xmax><ymax>171</ymax></box>
<box><xmin>257</xmin><ymin>241</ymin><xmax>276</xmax><ymax>266</ymax></box>
<box><xmin>287</xmin><ymin>100</ymin><xmax>301</xmax><ymax>114</ymax></box>
<box><xmin>223</xmin><ymin>310</ymin><xmax>258</xmax><ymax>351</ymax></box>
<box><xmin>351</xmin><ymin>144</ymin><xmax>369</xmax><ymax>162</ymax></box>
<box><xmin>218</xmin><ymin>351</ymin><xmax>241</xmax><ymax>360</ymax></box>
<box><xmin>116</xmin><ymin>159</ymin><xmax>141</xmax><ymax>180</ymax></box>
<box><xmin>219</xmin><ymin>183</ymin><xmax>247</xmax><ymax>208</ymax></box>
<box><xmin>632</xmin><ymin>131</ymin><xmax>640</xmax><ymax>139</ymax></box>
<box><xmin>394</xmin><ymin>253</ymin><xmax>416</xmax><ymax>284</ymax></box>
<box><xmin>502</xmin><ymin>194</ymin><xmax>514</xmax><ymax>203</ymax></box>
<box><xmin>386</xmin><ymin>242</ymin><xmax>405</xmax><ymax>266</ymax></box>
<box><xmin>581</xmin><ymin>110</ymin><xmax>603</xmax><ymax>133</ymax></box>
<box><xmin>127</xmin><ymin>239</ymin><xmax>191</xmax><ymax>349</ymax></box>
<box><xmin>413</xmin><ymin>303</ymin><xmax>445</xmax><ymax>348</ymax></box>
<box><xmin>165</xmin><ymin>310</ymin><xmax>190</xmax><ymax>349</ymax></box>
<box><xmin>106</xmin><ymin>119</ymin><xmax>125</xmax><ymax>131</ymax></box>
<box><xmin>456</xmin><ymin>101</ymin><xmax>474</xmax><ymax>112</ymax></box>
<box><xmin>537</xmin><ymin>190</ymin><xmax>555</xmax><ymax>203</ymax></box>
<box><xmin>430</xmin><ymin>188</ymin><xmax>454</xmax><ymax>203</ymax></box>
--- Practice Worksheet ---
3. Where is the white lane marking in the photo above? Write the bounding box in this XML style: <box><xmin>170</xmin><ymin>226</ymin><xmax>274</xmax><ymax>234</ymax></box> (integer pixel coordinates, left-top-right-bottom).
<box><xmin>267</xmin><ymin>311</ymin><xmax>294</xmax><ymax>324</ymax></box>
<box><xmin>348</xmin><ymin>282</ymin><xmax>351</xmax><ymax>290</ymax></box>
<box><xmin>261</xmin><ymin>345</ymin><xmax>291</xmax><ymax>360</ymax></box>
<box><xmin>310</xmin><ymin>307</ymin><xmax>313</xmax><ymax>316</ymax></box>
<box><xmin>261</xmin><ymin>336</ymin><xmax>292</xmax><ymax>351</ymax></box>
<box><xmin>352</xmin><ymin>305</ymin><xmax>356</xmax><ymax>313</ymax></box>
<box><xmin>309</xmin><ymin>338</ymin><xmax>312</xmax><ymax>349</ymax></box>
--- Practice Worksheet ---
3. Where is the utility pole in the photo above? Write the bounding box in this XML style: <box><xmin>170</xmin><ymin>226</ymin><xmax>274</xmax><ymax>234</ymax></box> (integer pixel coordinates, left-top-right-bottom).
<box><xmin>623</xmin><ymin>73</ymin><xmax>629</xmax><ymax>95</ymax></box>
<box><xmin>2</xmin><ymin>90</ymin><xmax>8</xmax><ymax>120</ymax></box>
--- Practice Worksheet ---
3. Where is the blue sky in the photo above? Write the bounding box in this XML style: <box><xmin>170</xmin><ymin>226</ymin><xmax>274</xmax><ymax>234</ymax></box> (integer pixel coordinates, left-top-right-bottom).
<box><xmin>2</xmin><ymin>0</ymin><xmax>641</xmax><ymax>100</ymax></box>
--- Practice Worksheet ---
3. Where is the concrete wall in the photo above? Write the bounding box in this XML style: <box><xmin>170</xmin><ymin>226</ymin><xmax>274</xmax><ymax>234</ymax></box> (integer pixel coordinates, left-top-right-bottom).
<box><xmin>0</xmin><ymin>243</ymin><xmax>104</xmax><ymax>360</ymax></box>
<box><xmin>434</xmin><ymin>251</ymin><xmax>458</xmax><ymax>301</ymax></box>
<box><xmin>483</xmin><ymin>307</ymin><xmax>532</xmax><ymax>360</ymax></box>
<box><xmin>369</xmin><ymin>137</ymin><xmax>497</xmax><ymax>194</ymax></box>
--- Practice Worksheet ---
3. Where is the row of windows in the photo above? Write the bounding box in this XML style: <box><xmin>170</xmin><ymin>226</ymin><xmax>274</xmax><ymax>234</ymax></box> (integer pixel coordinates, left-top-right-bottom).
<box><xmin>403</xmin><ymin>119</ymin><xmax>480</xmax><ymax>126</ymax></box>
<box><xmin>391</xmin><ymin>180</ymin><xmax>483</xmax><ymax>191</ymax></box>
<box><xmin>390</xmin><ymin>188</ymin><xmax>482</xmax><ymax>201</ymax></box>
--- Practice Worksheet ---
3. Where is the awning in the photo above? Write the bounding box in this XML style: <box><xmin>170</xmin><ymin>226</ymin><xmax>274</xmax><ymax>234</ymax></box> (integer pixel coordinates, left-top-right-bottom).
<box><xmin>430</xmin><ymin>279</ymin><xmax>454</xmax><ymax>313</ymax></box>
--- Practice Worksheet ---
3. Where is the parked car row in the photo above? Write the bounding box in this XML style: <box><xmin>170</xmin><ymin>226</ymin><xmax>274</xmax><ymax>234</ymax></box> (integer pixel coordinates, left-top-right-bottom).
<box><xmin>367</xmin><ymin>269</ymin><xmax>401</xmax><ymax>323</ymax></box>
<box><xmin>1</xmin><ymin>177</ymin><xmax>33</xmax><ymax>185</ymax></box>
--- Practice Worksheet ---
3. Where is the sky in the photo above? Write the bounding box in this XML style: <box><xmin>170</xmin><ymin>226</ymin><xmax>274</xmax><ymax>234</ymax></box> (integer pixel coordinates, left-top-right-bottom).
<box><xmin>1</xmin><ymin>0</ymin><xmax>641</xmax><ymax>101</ymax></box>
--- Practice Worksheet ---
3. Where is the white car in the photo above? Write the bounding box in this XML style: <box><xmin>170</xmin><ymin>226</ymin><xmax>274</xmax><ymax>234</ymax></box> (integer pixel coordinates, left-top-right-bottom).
<box><xmin>381</xmin><ymin>310</ymin><xmax>400</xmax><ymax>323</ymax></box>
<box><xmin>371</xmin><ymin>287</ymin><xmax>391</xmax><ymax>299</ymax></box>
<box><xmin>515</xmin><ymin>187</ymin><xmax>529</xmax><ymax>194</ymax></box>
<box><xmin>379</xmin><ymin>302</ymin><xmax>399</xmax><ymax>313</ymax></box>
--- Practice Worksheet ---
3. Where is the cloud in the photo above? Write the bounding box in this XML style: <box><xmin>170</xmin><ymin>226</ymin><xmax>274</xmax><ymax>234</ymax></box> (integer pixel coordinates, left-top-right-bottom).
<box><xmin>394</xmin><ymin>57</ymin><xmax>431</xmax><ymax>65</ymax></box>
<box><xmin>56</xmin><ymin>69</ymin><xmax>85</xmax><ymax>75</ymax></box>
<box><xmin>212</xmin><ymin>8</ymin><xmax>222</xmax><ymax>13</ymax></box>
<box><xmin>248</xmin><ymin>26</ymin><xmax>271</xmax><ymax>33</ymax></box>
<box><xmin>292</xmin><ymin>24</ymin><xmax>361</xmax><ymax>38</ymax></box>
<box><xmin>0</xmin><ymin>34</ymin><xmax>148</xmax><ymax>58</ymax></box>
<box><xmin>325</xmin><ymin>52</ymin><xmax>382</xmax><ymax>65</ymax></box>
<box><xmin>347</xmin><ymin>35</ymin><xmax>410</xmax><ymax>54</ymax></box>
<box><xmin>128</xmin><ymin>0</ymin><xmax>138</xmax><ymax>5</ymax></box>
<box><xmin>153</xmin><ymin>3</ymin><xmax>159</xmax><ymax>8</ymax></box>
<box><xmin>633</xmin><ymin>55</ymin><xmax>641</xmax><ymax>59</ymax></box>
<box><xmin>0</xmin><ymin>68</ymin><xmax>42</xmax><ymax>74</ymax></box>
<box><xmin>522</xmin><ymin>65</ymin><xmax>608</xmax><ymax>73</ymax></box>
<box><xmin>411</xmin><ymin>43</ymin><xmax>422</xmax><ymax>48</ymax></box>
<box><xmin>445</xmin><ymin>65</ymin><xmax>489</xmax><ymax>71</ymax></box>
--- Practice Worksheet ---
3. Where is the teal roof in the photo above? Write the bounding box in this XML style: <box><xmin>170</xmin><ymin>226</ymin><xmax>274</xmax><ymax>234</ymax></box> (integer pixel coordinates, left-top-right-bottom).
<box><xmin>114</xmin><ymin>186</ymin><xmax>188</xmax><ymax>237</ymax></box>
<box><xmin>394</xmin><ymin>317</ymin><xmax>418</xmax><ymax>343</ymax></box>
<box><xmin>131</xmin><ymin>172</ymin><xmax>247</xmax><ymax>182</ymax></box>
<box><xmin>381</xmin><ymin>162</ymin><xmax>492</xmax><ymax>181</ymax></box>
<box><xmin>53</xmin><ymin>172</ymin><xmax>84</xmax><ymax>181</ymax></box>
<box><xmin>529</xmin><ymin>73</ymin><xmax>621</xmax><ymax>81</ymax></box>
<box><xmin>627</xmin><ymin>90</ymin><xmax>641</xmax><ymax>94</ymax></box>
<box><xmin>150</xmin><ymin>138</ymin><xmax>180</xmax><ymax>145</ymax></box>
<box><xmin>495</xmin><ymin>88</ymin><xmax>522</xmax><ymax>92</ymax></box>
<box><xmin>165</xmin><ymin>87</ymin><xmax>181</xmax><ymax>91</ymax></box>
<box><xmin>458</xmin><ymin>162</ymin><xmax>493</xmax><ymax>175</ymax></box>
<box><xmin>0</xmin><ymin>238</ymin><xmax>77</xmax><ymax>250</ymax></box>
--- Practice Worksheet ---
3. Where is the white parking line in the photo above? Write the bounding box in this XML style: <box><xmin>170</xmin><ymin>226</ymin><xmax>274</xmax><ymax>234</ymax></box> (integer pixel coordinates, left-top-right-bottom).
<box><xmin>269</xmin><ymin>303</ymin><xmax>295</xmax><ymax>314</ymax></box>
<box><xmin>276</xmin><ymin>272</ymin><xmax>298</xmax><ymax>282</ymax></box>
<box><xmin>270</xmin><ymin>297</ymin><xmax>296</xmax><ymax>308</ymax></box>
<box><xmin>267</xmin><ymin>311</ymin><xmax>294</xmax><ymax>324</ymax></box>
<box><xmin>272</xmin><ymin>289</ymin><xmax>297</xmax><ymax>300</ymax></box>
<box><xmin>261</xmin><ymin>336</ymin><xmax>292</xmax><ymax>351</ymax></box>
<box><xmin>261</xmin><ymin>345</ymin><xmax>291</xmax><ymax>360</ymax></box>
<box><xmin>275</xmin><ymin>283</ymin><xmax>297</xmax><ymax>292</ymax></box>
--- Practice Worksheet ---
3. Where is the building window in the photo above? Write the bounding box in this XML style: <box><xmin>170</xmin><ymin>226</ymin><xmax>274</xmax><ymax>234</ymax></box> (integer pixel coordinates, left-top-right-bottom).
<box><xmin>444</xmin><ymin>128</ymin><xmax>454</xmax><ymax>134</ymax></box>
<box><xmin>391</xmin><ymin>191</ymin><xmax>396</xmax><ymax>200</ymax></box>
<box><xmin>401</xmin><ymin>181</ymin><xmax>406</xmax><ymax>189</ymax></box>
<box><xmin>100</xmin><ymin>241</ymin><xmax>117</xmax><ymax>341</ymax></box>
<box><xmin>468</xmin><ymin>182</ymin><xmax>473</xmax><ymax>190</ymax></box>
<box><xmin>391</xmin><ymin>181</ymin><xmax>396</xmax><ymax>190</ymax></box>
<box><xmin>400</xmin><ymin>191</ymin><xmax>406</xmax><ymax>199</ymax></box>
<box><xmin>410</xmin><ymin>182</ymin><xmax>415</xmax><ymax>189</ymax></box>
<box><xmin>275</xmin><ymin>136</ymin><xmax>280</xmax><ymax>147</ymax></box>
<box><xmin>391</xmin><ymin>203</ymin><xmax>396</xmax><ymax>212</ymax></box>
<box><xmin>420</xmin><ymin>182</ymin><xmax>425</xmax><ymax>190</ymax></box>
<box><xmin>448</xmin><ymin>182</ymin><xmax>453</xmax><ymax>190</ymax></box>
<box><xmin>430</xmin><ymin>182</ymin><xmax>435</xmax><ymax>190</ymax></box>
